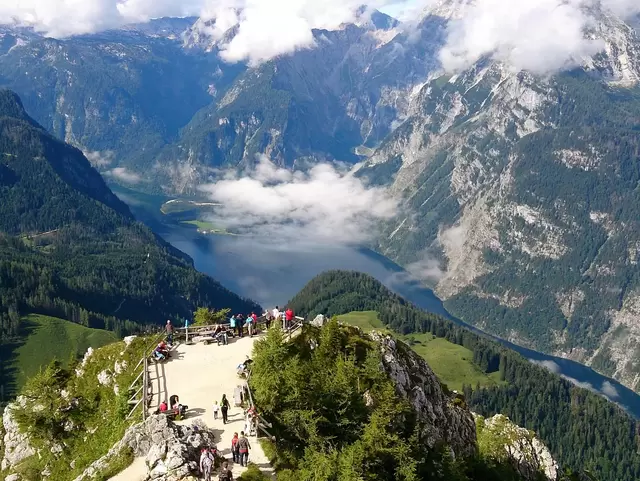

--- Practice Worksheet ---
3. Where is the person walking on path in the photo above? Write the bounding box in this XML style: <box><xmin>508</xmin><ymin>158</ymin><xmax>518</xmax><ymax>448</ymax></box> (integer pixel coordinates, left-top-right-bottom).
<box><xmin>213</xmin><ymin>401</ymin><xmax>219</xmax><ymax>420</ymax></box>
<box><xmin>272</xmin><ymin>306</ymin><xmax>280</xmax><ymax>328</ymax></box>
<box><xmin>237</xmin><ymin>431</ymin><xmax>251</xmax><ymax>467</ymax></box>
<box><xmin>218</xmin><ymin>461</ymin><xmax>233</xmax><ymax>481</ymax></box>
<box><xmin>221</xmin><ymin>394</ymin><xmax>230</xmax><ymax>424</ymax></box>
<box><xmin>231</xmin><ymin>432</ymin><xmax>239</xmax><ymax>464</ymax></box>
<box><xmin>199</xmin><ymin>447</ymin><xmax>215</xmax><ymax>481</ymax></box>
<box><xmin>166</xmin><ymin>319</ymin><xmax>174</xmax><ymax>345</ymax></box>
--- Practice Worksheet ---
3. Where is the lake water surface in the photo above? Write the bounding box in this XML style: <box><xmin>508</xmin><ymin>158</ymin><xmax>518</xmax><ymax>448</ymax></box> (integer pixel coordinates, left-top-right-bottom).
<box><xmin>115</xmin><ymin>186</ymin><xmax>640</xmax><ymax>418</ymax></box>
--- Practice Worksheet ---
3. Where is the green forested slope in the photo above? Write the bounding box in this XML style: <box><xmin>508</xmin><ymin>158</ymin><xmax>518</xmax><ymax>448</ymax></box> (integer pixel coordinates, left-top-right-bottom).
<box><xmin>0</xmin><ymin>89</ymin><xmax>260</xmax><ymax>403</ymax></box>
<box><xmin>287</xmin><ymin>270</ymin><xmax>640</xmax><ymax>481</ymax></box>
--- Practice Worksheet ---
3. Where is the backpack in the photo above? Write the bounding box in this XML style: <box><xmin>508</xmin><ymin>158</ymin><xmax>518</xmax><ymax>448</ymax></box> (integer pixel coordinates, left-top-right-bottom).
<box><xmin>238</xmin><ymin>437</ymin><xmax>249</xmax><ymax>452</ymax></box>
<box><xmin>219</xmin><ymin>470</ymin><xmax>232</xmax><ymax>481</ymax></box>
<box><xmin>201</xmin><ymin>452</ymin><xmax>214</xmax><ymax>468</ymax></box>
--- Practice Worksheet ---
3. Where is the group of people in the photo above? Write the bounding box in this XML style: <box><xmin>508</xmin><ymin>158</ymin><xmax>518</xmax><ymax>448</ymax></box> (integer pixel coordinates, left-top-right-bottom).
<box><xmin>228</xmin><ymin>312</ymin><xmax>261</xmax><ymax>338</ymax></box>
<box><xmin>198</xmin><ymin>429</ymin><xmax>252</xmax><ymax>480</ymax></box>
<box><xmin>199</xmin><ymin>448</ymin><xmax>233</xmax><ymax>481</ymax></box>
<box><xmin>265</xmin><ymin>306</ymin><xmax>296</xmax><ymax>330</ymax></box>
<box><xmin>213</xmin><ymin>394</ymin><xmax>231</xmax><ymax>424</ymax></box>
<box><xmin>157</xmin><ymin>394</ymin><xmax>188</xmax><ymax>418</ymax></box>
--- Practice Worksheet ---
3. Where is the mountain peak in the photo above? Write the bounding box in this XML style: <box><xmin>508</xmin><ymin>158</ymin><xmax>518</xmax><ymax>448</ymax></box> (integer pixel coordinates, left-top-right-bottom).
<box><xmin>0</xmin><ymin>89</ymin><xmax>31</xmax><ymax>122</ymax></box>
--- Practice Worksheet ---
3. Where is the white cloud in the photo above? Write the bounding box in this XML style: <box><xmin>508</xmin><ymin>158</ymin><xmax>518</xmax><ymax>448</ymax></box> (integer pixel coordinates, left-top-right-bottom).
<box><xmin>438</xmin><ymin>0</ymin><xmax>640</xmax><ymax>75</ymax></box>
<box><xmin>601</xmin><ymin>380</ymin><xmax>619</xmax><ymax>399</ymax></box>
<box><xmin>530</xmin><ymin>359</ymin><xmax>561</xmax><ymax>374</ymax></box>
<box><xmin>105</xmin><ymin>166</ymin><xmax>142</xmax><ymax>184</ymax></box>
<box><xmin>198</xmin><ymin>156</ymin><xmax>397</xmax><ymax>244</ymax></box>
<box><xmin>84</xmin><ymin>149</ymin><xmax>114</xmax><ymax>168</ymax></box>
<box><xmin>0</xmin><ymin>0</ymin><xmax>407</xmax><ymax>62</ymax></box>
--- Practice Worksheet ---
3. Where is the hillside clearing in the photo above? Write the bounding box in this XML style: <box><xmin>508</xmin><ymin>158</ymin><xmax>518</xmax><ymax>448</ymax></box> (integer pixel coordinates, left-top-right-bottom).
<box><xmin>337</xmin><ymin>311</ymin><xmax>503</xmax><ymax>392</ymax></box>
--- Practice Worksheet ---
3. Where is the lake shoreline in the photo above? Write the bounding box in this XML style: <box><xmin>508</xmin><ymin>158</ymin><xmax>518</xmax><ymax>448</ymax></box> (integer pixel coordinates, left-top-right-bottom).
<box><xmin>111</xmin><ymin>184</ymin><xmax>640</xmax><ymax>419</ymax></box>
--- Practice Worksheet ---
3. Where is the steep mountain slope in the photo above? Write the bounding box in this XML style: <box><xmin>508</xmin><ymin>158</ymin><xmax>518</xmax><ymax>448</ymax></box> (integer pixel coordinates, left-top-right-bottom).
<box><xmin>358</xmin><ymin>5</ymin><xmax>640</xmax><ymax>392</ymax></box>
<box><xmin>287</xmin><ymin>271</ymin><xmax>640</xmax><ymax>481</ymax></box>
<box><xmin>0</xmin><ymin>89</ymin><xmax>259</xmax><ymax>365</ymax></box>
<box><xmin>0</xmin><ymin>22</ymin><xmax>243</xmax><ymax>186</ymax></box>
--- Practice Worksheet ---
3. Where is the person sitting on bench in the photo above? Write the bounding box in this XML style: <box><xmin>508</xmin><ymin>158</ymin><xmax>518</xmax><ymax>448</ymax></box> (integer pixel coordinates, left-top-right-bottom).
<box><xmin>170</xmin><ymin>394</ymin><xmax>188</xmax><ymax>418</ymax></box>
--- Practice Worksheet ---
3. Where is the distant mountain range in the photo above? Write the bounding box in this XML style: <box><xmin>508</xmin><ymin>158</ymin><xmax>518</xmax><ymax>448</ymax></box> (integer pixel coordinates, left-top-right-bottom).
<box><xmin>1</xmin><ymin>2</ymin><xmax>640</xmax><ymax>395</ymax></box>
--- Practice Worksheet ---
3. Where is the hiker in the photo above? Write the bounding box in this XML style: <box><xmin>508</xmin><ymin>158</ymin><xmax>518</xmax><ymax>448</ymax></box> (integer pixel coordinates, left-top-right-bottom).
<box><xmin>272</xmin><ymin>306</ymin><xmax>280</xmax><ymax>327</ymax></box>
<box><xmin>215</xmin><ymin>324</ymin><xmax>229</xmax><ymax>346</ymax></box>
<box><xmin>237</xmin><ymin>431</ymin><xmax>251</xmax><ymax>467</ymax></box>
<box><xmin>152</xmin><ymin>344</ymin><xmax>167</xmax><ymax>362</ymax></box>
<box><xmin>199</xmin><ymin>447</ymin><xmax>215</xmax><ymax>481</ymax></box>
<box><xmin>221</xmin><ymin>394</ymin><xmax>230</xmax><ymax>424</ymax></box>
<box><xmin>159</xmin><ymin>400</ymin><xmax>168</xmax><ymax>413</ymax></box>
<box><xmin>246</xmin><ymin>315</ymin><xmax>254</xmax><ymax>337</ymax></box>
<box><xmin>171</xmin><ymin>395</ymin><xmax>188</xmax><ymax>417</ymax></box>
<box><xmin>219</xmin><ymin>460</ymin><xmax>233</xmax><ymax>481</ymax></box>
<box><xmin>213</xmin><ymin>401</ymin><xmax>220</xmax><ymax>420</ymax></box>
<box><xmin>166</xmin><ymin>320</ymin><xmax>174</xmax><ymax>345</ymax></box>
<box><xmin>229</xmin><ymin>315</ymin><xmax>236</xmax><ymax>335</ymax></box>
<box><xmin>236</xmin><ymin>314</ymin><xmax>244</xmax><ymax>338</ymax></box>
<box><xmin>264</xmin><ymin>310</ymin><xmax>272</xmax><ymax>329</ymax></box>
<box><xmin>231</xmin><ymin>432</ymin><xmax>240</xmax><ymax>463</ymax></box>
<box><xmin>285</xmin><ymin>307</ymin><xmax>294</xmax><ymax>330</ymax></box>
<box><xmin>157</xmin><ymin>341</ymin><xmax>170</xmax><ymax>357</ymax></box>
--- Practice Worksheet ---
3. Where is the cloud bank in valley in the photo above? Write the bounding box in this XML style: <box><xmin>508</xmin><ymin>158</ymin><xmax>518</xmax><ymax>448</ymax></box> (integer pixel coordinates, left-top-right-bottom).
<box><xmin>198</xmin><ymin>156</ymin><xmax>397</xmax><ymax>244</ymax></box>
<box><xmin>439</xmin><ymin>0</ymin><xmax>640</xmax><ymax>75</ymax></box>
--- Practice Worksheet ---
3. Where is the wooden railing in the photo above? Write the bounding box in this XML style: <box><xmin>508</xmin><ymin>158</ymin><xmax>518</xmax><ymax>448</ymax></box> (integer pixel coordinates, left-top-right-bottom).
<box><xmin>126</xmin><ymin>330</ymin><xmax>166</xmax><ymax>421</ymax></box>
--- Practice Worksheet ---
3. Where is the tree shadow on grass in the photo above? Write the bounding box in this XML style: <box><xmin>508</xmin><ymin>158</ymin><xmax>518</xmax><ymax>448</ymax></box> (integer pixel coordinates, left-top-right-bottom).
<box><xmin>0</xmin><ymin>317</ymin><xmax>38</xmax><ymax>409</ymax></box>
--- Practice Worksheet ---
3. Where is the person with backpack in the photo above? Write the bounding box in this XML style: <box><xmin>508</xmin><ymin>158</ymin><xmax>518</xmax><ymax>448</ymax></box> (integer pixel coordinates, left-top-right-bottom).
<box><xmin>237</xmin><ymin>431</ymin><xmax>251</xmax><ymax>467</ymax></box>
<box><xmin>231</xmin><ymin>432</ymin><xmax>239</xmax><ymax>463</ymax></box>
<box><xmin>218</xmin><ymin>461</ymin><xmax>233</xmax><ymax>481</ymax></box>
<box><xmin>221</xmin><ymin>394</ymin><xmax>230</xmax><ymax>424</ymax></box>
<box><xmin>199</xmin><ymin>447</ymin><xmax>215</xmax><ymax>481</ymax></box>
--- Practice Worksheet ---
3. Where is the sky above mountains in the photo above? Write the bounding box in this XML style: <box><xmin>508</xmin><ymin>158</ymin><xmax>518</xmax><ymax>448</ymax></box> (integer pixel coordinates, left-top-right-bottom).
<box><xmin>2</xmin><ymin>0</ymin><xmax>640</xmax><ymax>73</ymax></box>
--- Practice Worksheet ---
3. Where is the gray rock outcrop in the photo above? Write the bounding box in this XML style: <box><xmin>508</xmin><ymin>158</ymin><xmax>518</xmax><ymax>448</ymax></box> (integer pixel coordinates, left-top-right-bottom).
<box><xmin>72</xmin><ymin>415</ymin><xmax>216</xmax><ymax>481</ymax></box>
<box><xmin>475</xmin><ymin>414</ymin><xmax>559</xmax><ymax>481</ymax></box>
<box><xmin>310</xmin><ymin>314</ymin><xmax>326</xmax><ymax>327</ymax></box>
<box><xmin>1</xmin><ymin>398</ymin><xmax>36</xmax><ymax>471</ymax></box>
<box><xmin>370</xmin><ymin>332</ymin><xmax>477</xmax><ymax>458</ymax></box>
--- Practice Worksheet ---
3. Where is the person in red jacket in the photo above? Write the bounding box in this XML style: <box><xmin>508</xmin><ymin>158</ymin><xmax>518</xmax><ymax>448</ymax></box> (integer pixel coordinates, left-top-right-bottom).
<box><xmin>285</xmin><ymin>308</ymin><xmax>294</xmax><ymax>330</ymax></box>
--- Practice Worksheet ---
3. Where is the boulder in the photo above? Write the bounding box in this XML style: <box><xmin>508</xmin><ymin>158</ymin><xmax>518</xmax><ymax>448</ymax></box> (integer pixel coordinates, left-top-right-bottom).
<box><xmin>72</xmin><ymin>415</ymin><xmax>216</xmax><ymax>481</ymax></box>
<box><xmin>310</xmin><ymin>314</ymin><xmax>326</xmax><ymax>327</ymax></box>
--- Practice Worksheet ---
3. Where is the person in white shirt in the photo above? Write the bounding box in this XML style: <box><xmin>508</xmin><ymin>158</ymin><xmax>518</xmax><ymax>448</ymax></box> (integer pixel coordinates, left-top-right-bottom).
<box><xmin>272</xmin><ymin>306</ymin><xmax>280</xmax><ymax>325</ymax></box>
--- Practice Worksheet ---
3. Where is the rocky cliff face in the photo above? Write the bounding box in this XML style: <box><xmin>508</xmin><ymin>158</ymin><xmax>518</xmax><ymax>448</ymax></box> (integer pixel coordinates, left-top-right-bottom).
<box><xmin>475</xmin><ymin>414</ymin><xmax>559</xmax><ymax>481</ymax></box>
<box><xmin>359</xmin><ymin>3</ymin><xmax>640</xmax><ymax>393</ymax></box>
<box><xmin>369</xmin><ymin>331</ymin><xmax>477</xmax><ymax>458</ymax></box>
<box><xmin>366</xmin><ymin>329</ymin><xmax>557</xmax><ymax>479</ymax></box>
<box><xmin>72</xmin><ymin>416</ymin><xmax>216</xmax><ymax>481</ymax></box>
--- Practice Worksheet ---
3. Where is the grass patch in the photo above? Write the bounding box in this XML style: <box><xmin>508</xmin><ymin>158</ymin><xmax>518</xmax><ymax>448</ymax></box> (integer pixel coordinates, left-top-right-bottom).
<box><xmin>9</xmin><ymin>336</ymin><xmax>150</xmax><ymax>480</ymax></box>
<box><xmin>181</xmin><ymin>219</ymin><xmax>218</xmax><ymax>230</ymax></box>
<box><xmin>12</xmin><ymin>314</ymin><xmax>118</xmax><ymax>391</ymax></box>
<box><xmin>339</xmin><ymin>311</ymin><xmax>503</xmax><ymax>392</ymax></box>
<box><xmin>95</xmin><ymin>447</ymin><xmax>134</xmax><ymax>481</ymax></box>
<box><xmin>337</xmin><ymin>311</ymin><xmax>384</xmax><ymax>332</ymax></box>
<box><xmin>237</xmin><ymin>463</ymin><xmax>271</xmax><ymax>481</ymax></box>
